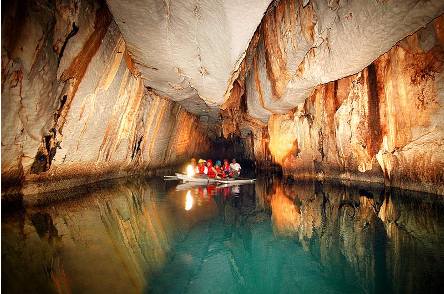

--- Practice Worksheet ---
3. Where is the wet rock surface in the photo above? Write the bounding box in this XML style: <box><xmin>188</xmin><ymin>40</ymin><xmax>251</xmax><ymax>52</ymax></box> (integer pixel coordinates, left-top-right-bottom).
<box><xmin>1</xmin><ymin>0</ymin><xmax>212</xmax><ymax>195</ymax></box>
<box><xmin>223</xmin><ymin>12</ymin><xmax>444</xmax><ymax>194</ymax></box>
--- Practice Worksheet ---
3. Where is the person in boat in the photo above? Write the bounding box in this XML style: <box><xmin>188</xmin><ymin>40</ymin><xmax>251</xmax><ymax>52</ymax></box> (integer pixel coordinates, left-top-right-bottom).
<box><xmin>230</xmin><ymin>159</ymin><xmax>241</xmax><ymax>177</ymax></box>
<box><xmin>214</xmin><ymin>160</ymin><xmax>223</xmax><ymax>178</ymax></box>
<box><xmin>197</xmin><ymin>159</ymin><xmax>208</xmax><ymax>178</ymax></box>
<box><xmin>222</xmin><ymin>159</ymin><xmax>232</xmax><ymax>178</ymax></box>
<box><xmin>186</xmin><ymin>158</ymin><xmax>197</xmax><ymax>177</ymax></box>
<box><xmin>206</xmin><ymin>159</ymin><xmax>217</xmax><ymax>178</ymax></box>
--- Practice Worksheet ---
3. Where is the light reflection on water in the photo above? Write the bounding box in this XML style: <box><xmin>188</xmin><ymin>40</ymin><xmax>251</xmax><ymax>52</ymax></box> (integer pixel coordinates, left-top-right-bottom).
<box><xmin>2</xmin><ymin>177</ymin><xmax>444</xmax><ymax>294</ymax></box>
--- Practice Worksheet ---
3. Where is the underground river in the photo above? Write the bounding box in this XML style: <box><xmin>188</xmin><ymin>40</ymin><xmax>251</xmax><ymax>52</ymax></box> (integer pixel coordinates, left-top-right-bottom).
<box><xmin>2</xmin><ymin>176</ymin><xmax>444</xmax><ymax>294</ymax></box>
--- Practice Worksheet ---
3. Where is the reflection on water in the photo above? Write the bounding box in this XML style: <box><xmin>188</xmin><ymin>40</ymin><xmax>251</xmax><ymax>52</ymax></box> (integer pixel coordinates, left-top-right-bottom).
<box><xmin>2</xmin><ymin>177</ymin><xmax>444</xmax><ymax>294</ymax></box>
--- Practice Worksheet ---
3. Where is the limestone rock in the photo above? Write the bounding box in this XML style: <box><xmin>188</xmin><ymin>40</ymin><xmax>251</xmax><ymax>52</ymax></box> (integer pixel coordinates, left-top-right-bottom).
<box><xmin>254</xmin><ymin>18</ymin><xmax>444</xmax><ymax>194</ymax></box>
<box><xmin>2</xmin><ymin>0</ymin><xmax>211</xmax><ymax>195</ymax></box>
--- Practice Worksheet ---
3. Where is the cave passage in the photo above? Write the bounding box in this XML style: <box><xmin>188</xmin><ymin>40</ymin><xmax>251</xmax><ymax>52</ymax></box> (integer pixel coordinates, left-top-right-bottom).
<box><xmin>2</xmin><ymin>0</ymin><xmax>444</xmax><ymax>195</ymax></box>
<box><xmin>2</xmin><ymin>177</ymin><xmax>444</xmax><ymax>294</ymax></box>
<box><xmin>2</xmin><ymin>0</ymin><xmax>444</xmax><ymax>293</ymax></box>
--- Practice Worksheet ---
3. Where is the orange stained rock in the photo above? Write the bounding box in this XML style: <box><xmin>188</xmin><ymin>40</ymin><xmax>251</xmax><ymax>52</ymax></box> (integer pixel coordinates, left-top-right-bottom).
<box><xmin>174</xmin><ymin>111</ymin><xmax>199</xmax><ymax>156</ymax></box>
<box><xmin>250</xmin><ymin>127</ymin><xmax>270</xmax><ymax>164</ymax></box>
<box><xmin>148</xmin><ymin>99</ymin><xmax>168</xmax><ymax>161</ymax></box>
<box><xmin>262</xmin><ymin>0</ymin><xmax>292</xmax><ymax>99</ymax></box>
<box><xmin>271</xmin><ymin>187</ymin><xmax>301</xmax><ymax>236</ymax></box>
<box><xmin>433</xmin><ymin>14</ymin><xmax>444</xmax><ymax>44</ymax></box>
<box><xmin>60</xmin><ymin>6</ymin><xmax>111</xmax><ymax>132</ymax></box>
<box><xmin>167</xmin><ymin>110</ymin><xmax>187</xmax><ymax>159</ymax></box>
<box><xmin>77</xmin><ymin>36</ymin><xmax>129</xmax><ymax>149</ymax></box>
<box><xmin>383</xmin><ymin>41</ymin><xmax>442</xmax><ymax>150</ymax></box>
<box><xmin>268</xmin><ymin>113</ymin><xmax>298</xmax><ymax>164</ymax></box>
<box><xmin>225</xmin><ymin>81</ymin><xmax>244</xmax><ymax>111</ymax></box>
<box><xmin>125</xmin><ymin>48</ymin><xmax>137</xmax><ymax>76</ymax></box>
<box><xmin>300</xmin><ymin>1</ymin><xmax>316</xmax><ymax>45</ymax></box>
<box><xmin>257</xmin><ymin>0</ymin><xmax>317</xmax><ymax>100</ymax></box>
<box><xmin>141</xmin><ymin>94</ymin><xmax>162</xmax><ymax>153</ymax></box>
<box><xmin>97</xmin><ymin>72</ymin><xmax>144</xmax><ymax>161</ymax></box>
<box><xmin>101</xmin><ymin>37</ymin><xmax>126</xmax><ymax>91</ymax></box>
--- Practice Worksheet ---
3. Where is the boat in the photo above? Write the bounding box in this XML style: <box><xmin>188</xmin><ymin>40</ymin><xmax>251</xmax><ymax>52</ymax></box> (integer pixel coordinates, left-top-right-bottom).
<box><xmin>174</xmin><ymin>173</ymin><xmax>255</xmax><ymax>184</ymax></box>
<box><xmin>216</xmin><ymin>178</ymin><xmax>256</xmax><ymax>184</ymax></box>
<box><xmin>175</xmin><ymin>173</ymin><xmax>218</xmax><ymax>184</ymax></box>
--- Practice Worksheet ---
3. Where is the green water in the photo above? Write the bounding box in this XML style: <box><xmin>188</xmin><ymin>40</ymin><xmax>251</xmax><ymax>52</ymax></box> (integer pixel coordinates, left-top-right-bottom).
<box><xmin>2</xmin><ymin>177</ymin><xmax>444</xmax><ymax>294</ymax></box>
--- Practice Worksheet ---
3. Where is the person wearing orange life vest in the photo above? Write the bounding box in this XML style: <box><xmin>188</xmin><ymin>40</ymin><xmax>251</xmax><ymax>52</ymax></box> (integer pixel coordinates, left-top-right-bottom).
<box><xmin>206</xmin><ymin>160</ymin><xmax>217</xmax><ymax>178</ymax></box>
<box><xmin>197</xmin><ymin>159</ymin><xmax>208</xmax><ymax>178</ymax></box>
<box><xmin>222</xmin><ymin>159</ymin><xmax>232</xmax><ymax>178</ymax></box>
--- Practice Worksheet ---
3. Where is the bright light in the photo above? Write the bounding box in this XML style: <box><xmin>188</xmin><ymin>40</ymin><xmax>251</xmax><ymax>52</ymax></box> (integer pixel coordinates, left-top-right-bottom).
<box><xmin>185</xmin><ymin>190</ymin><xmax>193</xmax><ymax>211</ymax></box>
<box><xmin>186</xmin><ymin>165</ymin><xmax>195</xmax><ymax>177</ymax></box>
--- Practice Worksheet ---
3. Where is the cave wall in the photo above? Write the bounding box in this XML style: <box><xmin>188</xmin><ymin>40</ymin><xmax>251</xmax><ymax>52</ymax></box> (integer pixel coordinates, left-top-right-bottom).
<box><xmin>262</xmin><ymin>16</ymin><xmax>444</xmax><ymax>195</ymax></box>
<box><xmin>2</xmin><ymin>0</ymin><xmax>443</xmax><ymax>196</ymax></box>
<box><xmin>220</xmin><ymin>3</ymin><xmax>444</xmax><ymax>195</ymax></box>
<box><xmin>1</xmin><ymin>0</ymin><xmax>211</xmax><ymax>195</ymax></box>
<box><xmin>241</xmin><ymin>0</ymin><xmax>444</xmax><ymax>120</ymax></box>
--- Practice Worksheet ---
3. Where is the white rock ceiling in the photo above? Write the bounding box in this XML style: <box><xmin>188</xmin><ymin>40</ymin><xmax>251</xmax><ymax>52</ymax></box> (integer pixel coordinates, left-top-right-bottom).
<box><xmin>258</xmin><ymin>0</ymin><xmax>444</xmax><ymax>119</ymax></box>
<box><xmin>107</xmin><ymin>0</ymin><xmax>444</xmax><ymax>127</ymax></box>
<box><xmin>107</xmin><ymin>0</ymin><xmax>272</xmax><ymax>114</ymax></box>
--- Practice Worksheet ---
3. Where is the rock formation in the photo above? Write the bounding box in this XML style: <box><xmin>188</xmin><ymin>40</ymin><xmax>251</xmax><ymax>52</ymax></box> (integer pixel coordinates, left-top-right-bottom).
<box><xmin>221</xmin><ymin>0</ymin><xmax>444</xmax><ymax>195</ymax></box>
<box><xmin>2</xmin><ymin>0</ymin><xmax>444</xmax><ymax>195</ymax></box>
<box><xmin>2</xmin><ymin>0</ymin><xmax>211</xmax><ymax>195</ymax></box>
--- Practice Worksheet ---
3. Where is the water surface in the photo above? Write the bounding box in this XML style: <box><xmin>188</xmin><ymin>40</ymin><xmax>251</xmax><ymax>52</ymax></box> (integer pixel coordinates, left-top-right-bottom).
<box><xmin>2</xmin><ymin>177</ymin><xmax>444</xmax><ymax>293</ymax></box>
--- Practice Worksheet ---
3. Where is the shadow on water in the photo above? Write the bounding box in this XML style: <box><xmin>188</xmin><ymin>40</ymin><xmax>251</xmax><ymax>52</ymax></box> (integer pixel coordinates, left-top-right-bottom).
<box><xmin>2</xmin><ymin>176</ymin><xmax>444</xmax><ymax>294</ymax></box>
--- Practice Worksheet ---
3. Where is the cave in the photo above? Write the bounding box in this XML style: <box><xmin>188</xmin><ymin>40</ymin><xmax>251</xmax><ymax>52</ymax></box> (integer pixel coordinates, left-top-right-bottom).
<box><xmin>2</xmin><ymin>0</ymin><xmax>444</xmax><ymax>293</ymax></box>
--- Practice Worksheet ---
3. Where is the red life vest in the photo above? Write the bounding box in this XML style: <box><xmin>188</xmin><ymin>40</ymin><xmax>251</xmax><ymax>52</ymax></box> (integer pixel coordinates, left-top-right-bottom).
<box><xmin>206</xmin><ymin>185</ymin><xmax>215</xmax><ymax>196</ymax></box>
<box><xmin>198</xmin><ymin>164</ymin><xmax>206</xmax><ymax>174</ymax></box>
<box><xmin>223</xmin><ymin>164</ymin><xmax>231</xmax><ymax>172</ymax></box>
<box><xmin>207</xmin><ymin>166</ymin><xmax>216</xmax><ymax>178</ymax></box>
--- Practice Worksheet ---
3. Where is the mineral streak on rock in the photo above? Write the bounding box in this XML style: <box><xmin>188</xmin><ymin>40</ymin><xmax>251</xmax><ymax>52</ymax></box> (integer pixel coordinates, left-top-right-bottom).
<box><xmin>262</xmin><ymin>0</ymin><xmax>295</xmax><ymax>99</ymax></box>
<box><xmin>222</xmin><ymin>0</ymin><xmax>442</xmax><ymax>123</ymax></box>
<box><xmin>2</xmin><ymin>0</ymin><xmax>105</xmax><ymax>190</ymax></box>
<box><xmin>2</xmin><ymin>0</ymin><xmax>211</xmax><ymax>195</ymax></box>
<box><xmin>254</xmin><ymin>15</ymin><xmax>444</xmax><ymax>194</ymax></box>
<box><xmin>217</xmin><ymin>1</ymin><xmax>444</xmax><ymax>195</ymax></box>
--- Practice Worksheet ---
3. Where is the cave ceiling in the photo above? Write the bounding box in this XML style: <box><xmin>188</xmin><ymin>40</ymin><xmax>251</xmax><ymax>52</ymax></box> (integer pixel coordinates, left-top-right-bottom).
<box><xmin>107</xmin><ymin>0</ymin><xmax>444</xmax><ymax>130</ymax></box>
<box><xmin>106</xmin><ymin>0</ymin><xmax>273</xmax><ymax>124</ymax></box>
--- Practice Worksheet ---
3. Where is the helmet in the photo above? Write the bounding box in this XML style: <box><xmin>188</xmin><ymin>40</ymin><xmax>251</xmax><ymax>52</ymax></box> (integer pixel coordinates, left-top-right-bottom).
<box><xmin>216</xmin><ymin>160</ymin><xmax>222</xmax><ymax>166</ymax></box>
<box><xmin>224</xmin><ymin>159</ymin><xmax>228</xmax><ymax>163</ymax></box>
<box><xmin>191</xmin><ymin>158</ymin><xmax>196</xmax><ymax>162</ymax></box>
<box><xmin>207</xmin><ymin>159</ymin><xmax>212</xmax><ymax>164</ymax></box>
<box><xmin>198</xmin><ymin>159</ymin><xmax>205</xmax><ymax>163</ymax></box>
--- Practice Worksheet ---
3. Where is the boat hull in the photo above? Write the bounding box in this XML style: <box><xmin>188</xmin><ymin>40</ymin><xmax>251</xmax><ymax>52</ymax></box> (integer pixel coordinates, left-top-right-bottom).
<box><xmin>175</xmin><ymin>173</ymin><xmax>255</xmax><ymax>184</ymax></box>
